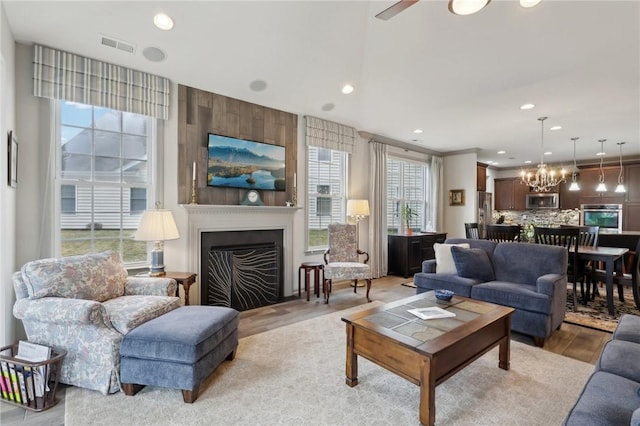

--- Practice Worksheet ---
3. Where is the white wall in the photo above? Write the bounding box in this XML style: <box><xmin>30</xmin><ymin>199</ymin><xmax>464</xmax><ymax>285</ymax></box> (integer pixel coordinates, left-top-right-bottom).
<box><xmin>443</xmin><ymin>152</ymin><xmax>478</xmax><ymax>238</ymax></box>
<box><xmin>1</xmin><ymin>3</ymin><xmax>17</xmax><ymax>346</ymax></box>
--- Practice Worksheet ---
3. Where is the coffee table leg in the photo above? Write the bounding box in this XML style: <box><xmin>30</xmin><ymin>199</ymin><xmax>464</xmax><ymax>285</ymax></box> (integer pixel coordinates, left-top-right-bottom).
<box><xmin>345</xmin><ymin>323</ymin><xmax>358</xmax><ymax>387</ymax></box>
<box><xmin>419</xmin><ymin>357</ymin><xmax>435</xmax><ymax>426</ymax></box>
<box><xmin>499</xmin><ymin>317</ymin><xmax>511</xmax><ymax>370</ymax></box>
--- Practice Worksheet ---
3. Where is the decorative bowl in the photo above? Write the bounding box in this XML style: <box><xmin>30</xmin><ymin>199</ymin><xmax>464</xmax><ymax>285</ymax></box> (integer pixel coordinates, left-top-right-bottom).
<box><xmin>434</xmin><ymin>289</ymin><xmax>454</xmax><ymax>302</ymax></box>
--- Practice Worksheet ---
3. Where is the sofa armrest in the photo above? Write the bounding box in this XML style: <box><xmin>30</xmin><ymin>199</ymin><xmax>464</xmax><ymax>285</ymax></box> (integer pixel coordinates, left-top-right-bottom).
<box><xmin>13</xmin><ymin>297</ymin><xmax>111</xmax><ymax>327</ymax></box>
<box><xmin>536</xmin><ymin>273</ymin><xmax>566</xmax><ymax>296</ymax></box>
<box><xmin>125</xmin><ymin>276</ymin><xmax>177</xmax><ymax>296</ymax></box>
<box><xmin>422</xmin><ymin>259</ymin><xmax>437</xmax><ymax>273</ymax></box>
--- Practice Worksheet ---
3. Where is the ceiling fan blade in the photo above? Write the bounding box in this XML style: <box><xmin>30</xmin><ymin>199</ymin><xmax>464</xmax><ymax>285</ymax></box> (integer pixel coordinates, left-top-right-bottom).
<box><xmin>375</xmin><ymin>0</ymin><xmax>419</xmax><ymax>21</ymax></box>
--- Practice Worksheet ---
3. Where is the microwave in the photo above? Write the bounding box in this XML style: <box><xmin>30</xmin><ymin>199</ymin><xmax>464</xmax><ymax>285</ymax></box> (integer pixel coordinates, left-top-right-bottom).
<box><xmin>525</xmin><ymin>193</ymin><xmax>559</xmax><ymax>209</ymax></box>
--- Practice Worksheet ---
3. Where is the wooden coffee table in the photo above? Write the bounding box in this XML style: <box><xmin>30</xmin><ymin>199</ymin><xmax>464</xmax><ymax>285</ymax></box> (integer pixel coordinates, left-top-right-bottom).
<box><xmin>342</xmin><ymin>292</ymin><xmax>514</xmax><ymax>426</ymax></box>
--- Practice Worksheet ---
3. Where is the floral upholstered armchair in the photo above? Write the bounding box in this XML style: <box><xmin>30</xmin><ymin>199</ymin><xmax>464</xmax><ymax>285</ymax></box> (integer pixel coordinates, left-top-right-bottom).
<box><xmin>323</xmin><ymin>223</ymin><xmax>372</xmax><ymax>304</ymax></box>
<box><xmin>12</xmin><ymin>251</ymin><xmax>181</xmax><ymax>394</ymax></box>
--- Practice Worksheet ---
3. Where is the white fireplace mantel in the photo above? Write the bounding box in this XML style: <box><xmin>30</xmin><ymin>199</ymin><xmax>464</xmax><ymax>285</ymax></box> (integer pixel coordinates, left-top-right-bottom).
<box><xmin>181</xmin><ymin>204</ymin><xmax>301</xmax><ymax>305</ymax></box>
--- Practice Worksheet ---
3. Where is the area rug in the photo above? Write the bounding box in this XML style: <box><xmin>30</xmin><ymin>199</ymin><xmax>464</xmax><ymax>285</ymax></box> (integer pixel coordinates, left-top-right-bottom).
<box><xmin>565</xmin><ymin>286</ymin><xmax>640</xmax><ymax>333</ymax></box>
<box><xmin>65</xmin><ymin>303</ymin><xmax>593</xmax><ymax>426</ymax></box>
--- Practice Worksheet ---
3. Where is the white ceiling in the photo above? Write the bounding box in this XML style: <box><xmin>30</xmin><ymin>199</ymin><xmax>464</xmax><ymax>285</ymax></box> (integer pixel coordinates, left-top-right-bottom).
<box><xmin>4</xmin><ymin>0</ymin><xmax>640</xmax><ymax>169</ymax></box>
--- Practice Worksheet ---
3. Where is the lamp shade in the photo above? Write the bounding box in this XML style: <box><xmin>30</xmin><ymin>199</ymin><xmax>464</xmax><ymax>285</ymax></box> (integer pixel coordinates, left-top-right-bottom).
<box><xmin>347</xmin><ymin>199</ymin><xmax>370</xmax><ymax>218</ymax></box>
<box><xmin>134</xmin><ymin>209</ymin><xmax>180</xmax><ymax>241</ymax></box>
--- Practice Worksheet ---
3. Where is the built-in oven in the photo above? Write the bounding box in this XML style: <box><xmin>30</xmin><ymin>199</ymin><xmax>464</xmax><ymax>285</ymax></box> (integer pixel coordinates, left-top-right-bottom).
<box><xmin>580</xmin><ymin>204</ymin><xmax>623</xmax><ymax>232</ymax></box>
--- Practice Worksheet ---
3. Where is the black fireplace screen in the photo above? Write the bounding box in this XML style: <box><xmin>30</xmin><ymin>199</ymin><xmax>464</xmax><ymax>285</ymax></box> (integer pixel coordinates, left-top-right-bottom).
<box><xmin>206</xmin><ymin>244</ymin><xmax>280</xmax><ymax>311</ymax></box>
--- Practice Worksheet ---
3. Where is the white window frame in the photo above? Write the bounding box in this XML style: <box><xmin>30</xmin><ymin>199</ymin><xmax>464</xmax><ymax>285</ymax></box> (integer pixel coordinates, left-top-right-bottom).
<box><xmin>306</xmin><ymin>146</ymin><xmax>349</xmax><ymax>252</ymax></box>
<box><xmin>53</xmin><ymin>101</ymin><xmax>159</xmax><ymax>268</ymax></box>
<box><xmin>387</xmin><ymin>157</ymin><xmax>430</xmax><ymax>233</ymax></box>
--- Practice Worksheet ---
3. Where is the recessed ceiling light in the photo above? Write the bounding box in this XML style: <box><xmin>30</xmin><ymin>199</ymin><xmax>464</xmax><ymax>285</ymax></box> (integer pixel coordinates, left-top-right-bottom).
<box><xmin>524</xmin><ymin>160</ymin><xmax>532</xmax><ymax>164</ymax></box>
<box><xmin>341</xmin><ymin>84</ymin><xmax>354</xmax><ymax>95</ymax></box>
<box><xmin>153</xmin><ymin>13</ymin><xmax>174</xmax><ymax>30</ymax></box>
<box><xmin>596</xmin><ymin>151</ymin><xmax>606</xmax><ymax>156</ymax></box>
<box><xmin>321</xmin><ymin>103</ymin><xmax>335</xmax><ymax>112</ymax></box>
<box><xmin>544</xmin><ymin>151</ymin><xmax>552</xmax><ymax>156</ymax></box>
<box><xmin>413</xmin><ymin>129</ymin><xmax>423</xmax><ymax>134</ymax></box>
<box><xmin>492</xmin><ymin>162</ymin><xmax>499</xmax><ymax>165</ymax></box>
<box><xmin>550</xmin><ymin>125</ymin><xmax>562</xmax><ymax>131</ymax></box>
<box><xmin>520</xmin><ymin>103</ymin><xmax>535</xmax><ymax>110</ymax></box>
<box><xmin>520</xmin><ymin>0</ymin><xmax>542</xmax><ymax>8</ymax></box>
<box><xmin>497</xmin><ymin>150</ymin><xmax>506</xmax><ymax>154</ymax></box>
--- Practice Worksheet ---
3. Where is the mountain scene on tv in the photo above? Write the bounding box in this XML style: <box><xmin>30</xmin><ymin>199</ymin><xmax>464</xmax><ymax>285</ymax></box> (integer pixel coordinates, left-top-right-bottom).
<box><xmin>207</xmin><ymin>134</ymin><xmax>286</xmax><ymax>191</ymax></box>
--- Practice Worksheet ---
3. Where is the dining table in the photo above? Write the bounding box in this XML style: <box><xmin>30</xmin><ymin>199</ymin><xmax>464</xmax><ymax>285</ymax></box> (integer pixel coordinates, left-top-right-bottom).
<box><xmin>577</xmin><ymin>246</ymin><xmax>629</xmax><ymax>316</ymax></box>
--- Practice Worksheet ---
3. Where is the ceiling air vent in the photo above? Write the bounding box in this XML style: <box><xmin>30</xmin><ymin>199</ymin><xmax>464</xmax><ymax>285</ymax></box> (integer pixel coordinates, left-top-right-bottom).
<box><xmin>100</xmin><ymin>35</ymin><xmax>136</xmax><ymax>54</ymax></box>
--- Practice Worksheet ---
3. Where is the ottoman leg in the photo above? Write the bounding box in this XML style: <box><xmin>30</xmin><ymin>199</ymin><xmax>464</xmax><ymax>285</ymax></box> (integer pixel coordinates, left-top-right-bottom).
<box><xmin>182</xmin><ymin>387</ymin><xmax>199</xmax><ymax>403</ymax></box>
<box><xmin>122</xmin><ymin>383</ymin><xmax>145</xmax><ymax>396</ymax></box>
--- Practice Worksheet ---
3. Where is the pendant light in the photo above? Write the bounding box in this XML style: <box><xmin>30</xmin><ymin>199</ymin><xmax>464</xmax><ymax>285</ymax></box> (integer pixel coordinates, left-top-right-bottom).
<box><xmin>615</xmin><ymin>142</ymin><xmax>626</xmax><ymax>193</ymax></box>
<box><xmin>595</xmin><ymin>139</ymin><xmax>607</xmax><ymax>192</ymax></box>
<box><xmin>568</xmin><ymin>137</ymin><xmax>580</xmax><ymax>191</ymax></box>
<box><xmin>520</xmin><ymin>117</ymin><xmax>566</xmax><ymax>192</ymax></box>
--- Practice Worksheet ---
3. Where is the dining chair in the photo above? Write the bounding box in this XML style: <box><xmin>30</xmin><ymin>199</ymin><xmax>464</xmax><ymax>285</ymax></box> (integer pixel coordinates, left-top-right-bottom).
<box><xmin>323</xmin><ymin>223</ymin><xmax>372</xmax><ymax>304</ymax></box>
<box><xmin>561</xmin><ymin>225</ymin><xmax>600</xmax><ymax>302</ymax></box>
<box><xmin>485</xmin><ymin>224</ymin><xmax>521</xmax><ymax>242</ymax></box>
<box><xmin>534</xmin><ymin>226</ymin><xmax>580</xmax><ymax>311</ymax></box>
<box><xmin>589</xmin><ymin>236</ymin><xmax>640</xmax><ymax>311</ymax></box>
<box><xmin>464</xmin><ymin>223</ymin><xmax>480</xmax><ymax>239</ymax></box>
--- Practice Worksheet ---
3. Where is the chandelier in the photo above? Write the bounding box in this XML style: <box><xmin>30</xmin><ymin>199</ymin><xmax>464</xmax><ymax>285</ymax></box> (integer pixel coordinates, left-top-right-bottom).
<box><xmin>520</xmin><ymin>117</ymin><xmax>566</xmax><ymax>192</ymax></box>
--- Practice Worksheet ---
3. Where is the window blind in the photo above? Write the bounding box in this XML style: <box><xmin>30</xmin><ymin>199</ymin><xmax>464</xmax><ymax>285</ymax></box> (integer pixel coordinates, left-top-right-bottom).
<box><xmin>33</xmin><ymin>45</ymin><xmax>170</xmax><ymax>120</ymax></box>
<box><xmin>305</xmin><ymin>115</ymin><xmax>356</xmax><ymax>154</ymax></box>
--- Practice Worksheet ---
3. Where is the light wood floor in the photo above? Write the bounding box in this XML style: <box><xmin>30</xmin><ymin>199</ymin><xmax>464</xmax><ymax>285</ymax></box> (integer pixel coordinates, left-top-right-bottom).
<box><xmin>1</xmin><ymin>275</ymin><xmax>610</xmax><ymax>425</ymax></box>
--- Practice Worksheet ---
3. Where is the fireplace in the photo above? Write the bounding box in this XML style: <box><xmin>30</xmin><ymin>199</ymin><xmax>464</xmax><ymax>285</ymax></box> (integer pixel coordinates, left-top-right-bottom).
<box><xmin>183</xmin><ymin>205</ymin><xmax>299</xmax><ymax>306</ymax></box>
<box><xmin>201</xmin><ymin>230</ymin><xmax>283</xmax><ymax>311</ymax></box>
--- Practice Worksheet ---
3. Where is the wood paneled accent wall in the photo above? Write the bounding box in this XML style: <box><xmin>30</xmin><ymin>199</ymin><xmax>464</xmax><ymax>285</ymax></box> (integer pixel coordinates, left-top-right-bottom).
<box><xmin>177</xmin><ymin>84</ymin><xmax>297</xmax><ymax>205</ymax></box>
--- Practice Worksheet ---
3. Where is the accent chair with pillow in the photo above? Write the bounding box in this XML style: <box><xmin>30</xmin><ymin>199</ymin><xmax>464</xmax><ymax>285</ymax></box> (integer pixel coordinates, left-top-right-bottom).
<box><xmin>414</xmin><ymin>238</ymin><xmax>568</xmax><ymax>346</ymax></box>
<box><xmin>12</xmin><ymin>251</ymin><xmax>181</xmax><ymax>394</ymax></box>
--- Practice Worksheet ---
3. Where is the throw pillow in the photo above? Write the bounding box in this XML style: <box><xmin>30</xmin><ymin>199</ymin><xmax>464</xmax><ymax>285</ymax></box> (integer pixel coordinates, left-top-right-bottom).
<box><xmin>434</xmin><ymin>243</ymin><xmax>470</xmax><ymax>274</ymax></box>
<box><xmin>451</xmin><ymin>246</ymin><xmax>495</xmax><ymax>281</ymax></box>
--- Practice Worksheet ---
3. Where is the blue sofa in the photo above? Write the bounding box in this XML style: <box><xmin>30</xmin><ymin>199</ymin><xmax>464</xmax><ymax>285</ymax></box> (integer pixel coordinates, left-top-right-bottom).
<box><xmin>413</xmin><ymin>238</ymin><xmax>568</xmax><ymax>346</ymax></box>
<box><xmin>564</xmin><ymin>314</ymin><xmax>640</xmax><ymax>425</ymax></box>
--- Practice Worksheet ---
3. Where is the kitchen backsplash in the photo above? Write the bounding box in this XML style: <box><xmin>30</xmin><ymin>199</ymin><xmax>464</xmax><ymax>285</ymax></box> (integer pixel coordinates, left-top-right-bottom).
<box><xmin>493</xmin><ymin>209</ymin><xmax>580</xmax><ymax>227</ymax></box>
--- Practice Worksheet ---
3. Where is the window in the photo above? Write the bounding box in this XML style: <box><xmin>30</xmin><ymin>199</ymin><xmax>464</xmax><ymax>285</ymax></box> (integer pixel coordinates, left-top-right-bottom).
<box><xmin>130</xmin><ymin>188</ymin><xmax>147</xmax><ymax>213</ymax></box>
<box><xmin>307</xmin><ymin>147</ymin><xmax>348</xmax><ymax>250</ymax></box>
<box><xmin>57</xmin><ymin>100</ymin><xmax>154</xmax><ymax>264</ymax></box>
<box><xmin>60</xmin><ymin>184</ymin><xmax>77</xmax><ymax>214</ymax></box>
<box><xmin>387</xmin><ymin>158</ymin><xmax>430</xmax><ymax>233</ymax></box>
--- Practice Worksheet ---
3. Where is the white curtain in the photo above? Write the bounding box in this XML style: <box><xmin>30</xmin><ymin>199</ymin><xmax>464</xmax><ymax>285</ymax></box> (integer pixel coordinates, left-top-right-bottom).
<box><xmin>33</xmin><ymin>45</ymin><xmax>170</xmax><ymax>119</ymax></box>
<box><xmin>431</xmin><ymin>156</ymin><xmax>444</xmax><ymax>233</ymax></box>
<box><xmin>369</xmin><ymin>141</ymin><xmax>388</xmax><ymax>278</ymax></box>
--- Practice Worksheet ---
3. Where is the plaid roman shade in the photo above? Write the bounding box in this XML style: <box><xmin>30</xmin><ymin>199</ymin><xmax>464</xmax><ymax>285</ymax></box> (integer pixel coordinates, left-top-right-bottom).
<box><xmin>305</xmin><ymin>115</ymin><xmax>356</xmax><ymax>154</ymax></box>
<box><xmin>33</xmin><ymin>44</ymin><xmax>170</xmax><ymax>120</ymax></box>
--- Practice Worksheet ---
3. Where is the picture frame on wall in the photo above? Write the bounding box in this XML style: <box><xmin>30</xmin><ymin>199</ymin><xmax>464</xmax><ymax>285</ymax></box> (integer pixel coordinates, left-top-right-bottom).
<box><xmin>449</xmin><ymin>189</ymin><xmax>465</xmax><ymax>206</ymax></box>
<box><xmin>7</xmin><ymin>130</ymin><xmax>17</xmax><ymax>188</ymax></box>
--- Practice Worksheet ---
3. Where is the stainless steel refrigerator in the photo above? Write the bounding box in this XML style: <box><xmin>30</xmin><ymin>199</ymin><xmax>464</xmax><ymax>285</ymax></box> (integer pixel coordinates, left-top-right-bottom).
<box><xmin>477</xmin><ymin>192</ymin><xmax>493</xmax><ymax>239</ymax></box>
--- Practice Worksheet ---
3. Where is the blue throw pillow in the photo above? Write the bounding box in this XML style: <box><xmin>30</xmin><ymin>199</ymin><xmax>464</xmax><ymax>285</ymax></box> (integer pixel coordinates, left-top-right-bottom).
<box><xmin>450</xmin><ymin>246</ymin><xmax>495</xmax><ymax>281</ymax></box>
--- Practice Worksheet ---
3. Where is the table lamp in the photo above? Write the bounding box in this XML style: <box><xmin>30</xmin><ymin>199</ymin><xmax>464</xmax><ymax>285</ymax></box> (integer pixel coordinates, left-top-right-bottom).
<box><xmin>134</xmin><ymin>203</ymin><xmax>180</xmax><ymax>276</ymax></box>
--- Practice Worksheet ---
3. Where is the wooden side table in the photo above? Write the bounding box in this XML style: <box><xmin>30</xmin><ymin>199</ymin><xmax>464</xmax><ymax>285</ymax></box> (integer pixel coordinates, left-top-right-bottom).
<box><xmin>164</xmin><ymin>272</ymin><xmax>197</xmax><ymax>306</ymax></box>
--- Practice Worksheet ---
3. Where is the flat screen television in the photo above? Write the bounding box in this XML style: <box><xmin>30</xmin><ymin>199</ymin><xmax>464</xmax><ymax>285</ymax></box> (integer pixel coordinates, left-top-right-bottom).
<box><xmin>207</xmin><ymin>133</ymin><xmax>286</xmax><ymax>191</ymax></box>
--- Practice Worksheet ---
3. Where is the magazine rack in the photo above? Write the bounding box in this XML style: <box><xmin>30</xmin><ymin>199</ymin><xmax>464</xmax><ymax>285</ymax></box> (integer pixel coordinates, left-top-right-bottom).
<box><xmin>0</xmin><ymin>343</ymin><xmax>66</xmax><ymax>411</ymax></box>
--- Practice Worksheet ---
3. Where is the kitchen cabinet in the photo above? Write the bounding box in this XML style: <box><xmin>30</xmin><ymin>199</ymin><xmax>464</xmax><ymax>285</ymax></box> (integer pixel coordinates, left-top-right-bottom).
<box><xmin>495</xmin><ymin>178</ymin><xmax>529</xmax><ymax>210</ymax></box>
<box><xmin>388</xmin><ymin>233</ymin><xmax>447</xmax><ymax>278</ymax></box>
<box><xmin>624</xmin><ymin>163</ymin><xmax>640</xmax><ymax>231</ymax></box>
<box><xmin>559</xmin><ymin>180</ymin><xmax>580</xmax><ymax>209</ymax></box>
<box><xmin>477</xmin><ymin>163</ymin><xmax>487</xmax><ymax>192</ymax></box>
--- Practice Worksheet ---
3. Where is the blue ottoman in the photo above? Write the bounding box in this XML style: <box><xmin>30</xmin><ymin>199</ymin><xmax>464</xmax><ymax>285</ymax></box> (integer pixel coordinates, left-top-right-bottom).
<box><xmin>120</xmin><ymin>305</ymin><xmax>239</xmax><ymax>403</ymax></box>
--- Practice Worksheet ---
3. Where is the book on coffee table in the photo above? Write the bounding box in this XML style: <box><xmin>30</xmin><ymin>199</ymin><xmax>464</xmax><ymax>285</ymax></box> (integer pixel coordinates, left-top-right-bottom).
<box><xmin>407</xmin><ymin>307</ymin><xmax>456</xmax><ymax>320</ymax></box>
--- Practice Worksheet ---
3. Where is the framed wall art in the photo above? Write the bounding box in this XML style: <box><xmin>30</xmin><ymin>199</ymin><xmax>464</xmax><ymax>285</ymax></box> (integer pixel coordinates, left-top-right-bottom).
<box><xmin>449</xmin><ymin>189</ymin><xmax>465</xmax><ymax>206</ymax></box>
<box><xmin>8</xmin><ymin>130</ymin><xmax>17</xmax><ymax>188</ymax></box>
